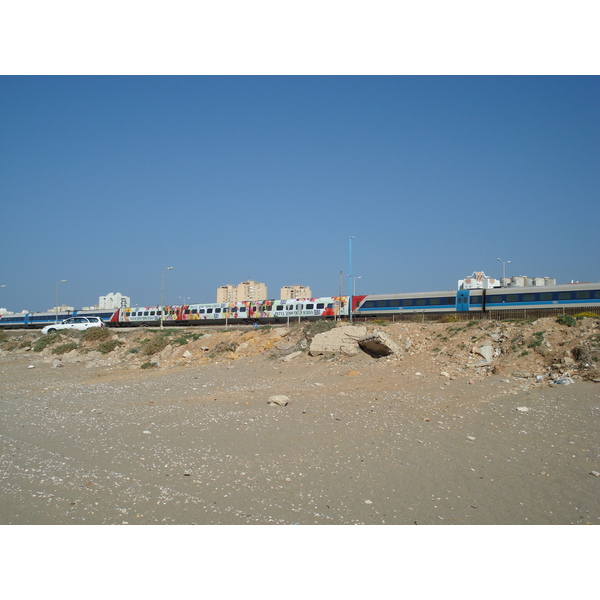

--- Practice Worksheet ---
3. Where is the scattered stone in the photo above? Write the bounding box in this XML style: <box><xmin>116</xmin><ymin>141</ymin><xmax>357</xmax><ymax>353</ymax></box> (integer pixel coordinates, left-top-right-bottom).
<box><xmin>182</xmin><ymin>350</ymin><xmax>192</xmax><ymax>359</ymax></box>
<box><xmin>591</xmin><ymin>471</ymin><xmax>600</xmax><ymax>477</ymax></box>
<box><xmin>28</xmin><ymin>364</ymin><xmax>35</xmax><ymax>369</ymax></box>
<box><xmin>467</xmin><ymin>436</ymin><xmax>476</xmax><ymax>441</ymax></box>
<box><xmin>267</xmin><ymin>395</ymin><xmax>290</xmax><ymax>406</ymax></box>
<box><xmin>516</xmin><ymin>407</ymin><xmax>530</xmax><ymax>413</ymax></box>
<box><xmin>280</xmin><ymin>351</ymin><xmax>302</xmax><ymax>362</ymax></box>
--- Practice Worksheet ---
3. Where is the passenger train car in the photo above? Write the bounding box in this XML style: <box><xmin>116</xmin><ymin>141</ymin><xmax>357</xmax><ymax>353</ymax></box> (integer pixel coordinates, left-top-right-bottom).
<box><xmin>111</xmin><ymin>297</ymin><xmax>348</xmax><ymax>326</ymax></box>
<box><xmin>353</xmin><ymin>282</ymin><xmax>600</xmax><ymax>317</ymax></box>
<box><xmin>1</xmin><ymin>283</ymin><xmax>599</xmax><ymax>330</ymax></box>
<box><xmin>0</xmin><ymin>308</ymin><xmax>117</xmax><ymax>330</ymax></box>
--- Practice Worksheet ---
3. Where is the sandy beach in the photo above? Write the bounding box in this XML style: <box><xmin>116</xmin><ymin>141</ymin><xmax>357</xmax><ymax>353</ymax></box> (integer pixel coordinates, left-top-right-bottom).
<box><xmin>1</xmin><ymin>319</ymin><xmax>598</xmax><ymax>525</ymax></box>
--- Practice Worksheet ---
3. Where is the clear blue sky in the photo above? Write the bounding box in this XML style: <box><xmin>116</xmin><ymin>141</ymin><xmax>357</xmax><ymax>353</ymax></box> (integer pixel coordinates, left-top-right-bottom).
<box><xmin>1</xmin><ymin>76</ymin><xmax>599</xmax><ymax>312</ymax></box>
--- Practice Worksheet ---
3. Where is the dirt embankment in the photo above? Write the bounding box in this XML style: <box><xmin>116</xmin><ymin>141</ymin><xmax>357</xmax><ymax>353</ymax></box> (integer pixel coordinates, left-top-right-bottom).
<box><xmin>3</xmin><ymin>316</ymin><xmax>599</xmax><ymax>386</ymax></box>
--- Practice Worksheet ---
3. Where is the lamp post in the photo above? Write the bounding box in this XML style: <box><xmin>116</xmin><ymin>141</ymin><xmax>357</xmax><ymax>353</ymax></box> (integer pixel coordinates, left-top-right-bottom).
<box><xmin>497</xmin><ymin>258</ymin><xmax>510</xmax><ymax>285</ymax></box>
<box><xmin>161</xmin><ymin>267</ymin><xmax>173</xmax><ymax>329</ymax></box>
<box><xmin>353</xmin><ymin>276</ymin><xmax>362</xmax><ymax>296</ymax></box>
<box><xmin>55</xmin><ymin>280</ymin><xmax>66</xmax><ymax>323</ymax></box>
<box><xmin>348</xmin><ymin>236</ymin><xmax>354</xmax><ymax>322</ymax></box>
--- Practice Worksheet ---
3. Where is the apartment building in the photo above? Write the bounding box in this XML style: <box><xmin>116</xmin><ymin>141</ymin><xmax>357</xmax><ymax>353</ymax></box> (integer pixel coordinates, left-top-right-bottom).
<box><xmin>217</xmin><ymin>280</ymin><xmax>268</xmax><ymax>302</ymax></box>
<box><xmin>280</xmin><ymin>285</ymin><xmax>312</xmax><ymax>299</ymax></box>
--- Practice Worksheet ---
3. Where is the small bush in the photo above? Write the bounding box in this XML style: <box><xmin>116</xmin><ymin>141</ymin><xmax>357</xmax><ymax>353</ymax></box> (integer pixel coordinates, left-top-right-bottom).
<box><xmin>141</xmin><ymin>361</ymin><xmax>158</xmax><ymax>369</ymax></box>
<box><xmin>33</xmin><ymin>333</ymin><xmax>62</xmax><ymax>352</ymax></box>
<box><xmin>574</xmin><ymin>312</ymin><xmax>599</xmax><ymax>319</ymax></box>
<box><xmin>439</xmin><ymin>314</ymin><xmax>459</xmax><ymax>323</ymax></box>
<box><xmin>528</xmin><ymin>331</ymin><xmax>546</xmax><ymax>348</ymax></box>
<box><xmin>557</xmin><ymin>315</ymin><xmax>577</xmax><ymax>328</ymax></box>
<box><xmin>97</xmin><ymin>339</ymin><xmax>123</xmax><ymax>354</ymax></box>
<box><xmin>82</xmin><ymin>327</ymin><xmax>111</xmax><ymax>342</ymax></box>
<box><xmin>52</xmin><ymin>342</ymin><xmax>78</xmax><ymax>355</ymax></box>
<box><xmin>141</xmin><ymin>335</ymin><xmax>169</xmax><ymax>356</ymax></box>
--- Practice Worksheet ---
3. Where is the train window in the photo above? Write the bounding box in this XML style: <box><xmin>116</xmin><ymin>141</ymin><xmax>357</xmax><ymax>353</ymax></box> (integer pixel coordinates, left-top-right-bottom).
<box><xmin>401</xmin><ymin>299</ymin><xmax>413</xmax><ymax>306</ymax></box>
<box><xmin>388</xmin><ymin>299</ymin><xmax>401</xmax><ymax>307</ymax></box>
<box><xmin>557</xmin><ymin>292</ymin><xmax>571</xmax><ymax>300</ymax></box>
<box><xmin>506</xmin><ymin>295</ymin><xmax>520</xmax><ymax>303</ymax></box>
<box><xmin>522</xmin><ymin>294</ymin><xmax>536</xmax><ymax>302</ymax></box>
<box><xmin>199</xmin><ymin>309</ymin><xmax>205</xmax><ymax>314</ymax></box>
<box><xmin>327</xmin><ymin>303</ymin><xmax>333</xmax><ymax>308</ymax></box>
<box><xmin>430</xmin><ymin>298</ymin><xmax>441</xmax><ymax>305</ymax></box>
<box><xmin>207</xmin><ymin>308</ymin><xmax>213</xmax><ymax>314</ymax></box>
<box><xmin>150</xmin><ymin>311</ymin><xmax>156</xmax><ymax>316</ymax></box>
<box><xmin>375</xmin><ymin>300</ymin><xmax>387</xmax><ymax>307</ymax></box>
<box><xmin>595</xmin><ymin>291</ymin><xmax>600</xmax><ymax>299</ymax></box>
<box><xmin>276</xmin><ymin>305</ymin><xmax>283</xmax><ymax>311</ymax></box>
<box><xmin>191</xmin><ymin>309</ymin><xmax>197</xmax><ymax>314</ymax></box>
<box><xmin>415</xmin><ymin>298</ymin><xmax>426</xmax><ymax>306</ymax></box>
<box><xmin>316</xmin><ymin>303</ymin><xmax>324</xmax><ymax>309</ymax></box>
<box><xmin>362</xmin><ymin>301</ymin><xmax>375</xmax><ymax>308</ymax></box>
<box><xmin>446</xmin><ymin>297</ymin><xmax>455</xmax><ymax>305</ymax></box>
<box><xmin>539</xmin><ymin>293</ymin><xmax>552</xmax><ymax>301</ymax></box>
<box><xmin>297</xmin><ymin>305</ymin><xmax>303</xmax><ymax>310</ymax></box>
<box><xmin>306</xmin><ymin>304</ymin><xmax>314</xmax><ymax>309</ymax></box>
<box><xmin>286</xmin><ymin>305</ymin><xmax>293</xmax><ymax>310</ymax></box>
<box><xmin>470</xmin><ymin>296</ymin><xmax>482</xmax><ymax>304</ymax></box>
<box><xmin>215</xmin><ymin>308</ymin><xmax>221</xmax><ymax>314</ymax></box>
<box><xmin>239</xmin><ymin>307</ymin><xmax>246</xmax><ymax>312</ymax></box>
<box><xmin>143</xmin><ymin>311</ymin><xmax>149</xmax><ymax>316</ymax></box>
<box><xmin>576</xmin><ymin>291</ymin><xmax>590</xmax><ymax>299</ymax></box>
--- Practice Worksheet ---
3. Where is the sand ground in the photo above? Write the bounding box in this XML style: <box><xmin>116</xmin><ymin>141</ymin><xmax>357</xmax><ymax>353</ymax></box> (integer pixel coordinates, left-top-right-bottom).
<box><xmin>1</xmin><ymin>340</ymin><xmax>598</xmax><ymax>525</ymax></box>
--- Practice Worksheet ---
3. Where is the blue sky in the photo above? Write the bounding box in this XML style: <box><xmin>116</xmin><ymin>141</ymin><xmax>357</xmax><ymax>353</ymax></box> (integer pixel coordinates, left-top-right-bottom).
<box><xmin>1</xmin><ymin>76</ymin><xmax>599</xmax><ymax>312</ymax></box>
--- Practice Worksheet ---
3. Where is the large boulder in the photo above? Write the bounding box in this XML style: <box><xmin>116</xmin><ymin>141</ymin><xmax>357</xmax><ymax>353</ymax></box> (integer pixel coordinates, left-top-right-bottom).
<box><xmin>309</xmin><ymin>326</ymin><xmax>367</xmax><ymax>357</ymax></box>
<box><xmin>358</xmin><ymin>331</ymin><xmax>402</xmax><ymax>357</ymax></box>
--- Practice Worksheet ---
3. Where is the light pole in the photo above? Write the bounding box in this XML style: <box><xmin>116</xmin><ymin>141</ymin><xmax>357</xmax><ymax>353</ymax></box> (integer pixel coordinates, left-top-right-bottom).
<box><xmin>55</xmin><ymin>280</ymin><xmax>66</xmax><ymax>323</ymax></box>
<box><xmin>161</xmin><ymin>267</ymin><xmax>173</xmax><ymax>329</ymax></box>
<box><xmin>497</xmin><ymin>258</ymin><xmax>510</xmax><ymax>284</ymax></box>
<box><xmin>353</xmin><ymin>276</ymin><xmax>362</xmax><ymax>296</ymax></box>
<box><xmin>348</xmin><ymin>236</ymin><xmax>354</xmax><ymax>322</ymax></box>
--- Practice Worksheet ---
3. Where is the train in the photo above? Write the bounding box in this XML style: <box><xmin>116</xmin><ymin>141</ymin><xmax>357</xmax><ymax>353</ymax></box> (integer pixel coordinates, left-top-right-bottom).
<box><xmin>1</xmin><ymin>282</ymin><xmax>599</xmax><ymax>330</ymax></box>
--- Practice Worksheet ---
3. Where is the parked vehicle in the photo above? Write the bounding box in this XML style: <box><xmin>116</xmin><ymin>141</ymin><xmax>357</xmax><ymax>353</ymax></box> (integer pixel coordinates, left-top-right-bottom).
<box><xmin>41</xmin><ymin>316</ymin><xmax>105</xmax><ymax>334</ymax></box>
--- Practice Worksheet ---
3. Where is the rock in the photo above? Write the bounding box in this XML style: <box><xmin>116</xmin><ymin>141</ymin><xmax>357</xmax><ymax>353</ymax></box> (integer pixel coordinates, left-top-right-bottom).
<box><xmin>516</xmin><ymin>406</ymin><xmax>530</xmax><ymax>413</ymax></box>
<box><xmin>280</xmin><ymin>351</ymin><xmax>302</xmax><ymax>362</ymax></box>
<box><xmin>27</xmin><ymin>364</ymin><xmax>35</xmax><ymax>369</ymax></box>
<box><xmin>308</xmin><ymin>326</ymin><xmax>366</xmax><ymax>357</ymax></box>
<box><xmin>476</xmin><ymin>345</ymin><xmax>494</xmax><ymax>362</ymax></box>
<box><xmin>358</xmin><ymin>331</ymin><xmax>401</xmax><ymax>357</ymax></box>
<box><xmin>512</xmin><ymin>371</ymin><xmax>532</xmax><ymax>379</ymax></box>
<box><xmin>591</xmin><ymin>471</ymin><xmax>600</xmax><ymax>477</ymax></box>
<box><xmin>267</xmin><ymin>395</ymin><xmax>290</xmax><ymax>406</ymax></box>
<box><xmin>182</xmin><ymin>350</ymin><xmax>192</xmax><ymax>359</ymax></box>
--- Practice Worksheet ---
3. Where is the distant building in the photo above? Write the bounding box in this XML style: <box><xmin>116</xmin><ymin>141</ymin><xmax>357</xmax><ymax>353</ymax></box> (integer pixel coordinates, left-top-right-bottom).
<box><xmin>217</xmin><ymin>280</ymin><xmax>267</xmax><ymax>302</ymax></box>
<box><xmin>500</xmin><ymin>276</ymin><xmax>556</xmax><ymax>287</ymax></box>
<box><xmin>99</xmin><ymin>292</ymin><xmax>130</xmax><ymax>309</ymax></box>
<box><xmin>280</xmin><ymin>285</ymin><xmax>312</xmax><ymax>299</ymax></box>
<box><xmin>459</xmin><ymin>271</ymin><xmax>557</xmax><ymax>290</ymax></box>
<box><xmin>48</xmin><ymin>304</ymin><xmax>75</xmax><ymax>312</ymax></box>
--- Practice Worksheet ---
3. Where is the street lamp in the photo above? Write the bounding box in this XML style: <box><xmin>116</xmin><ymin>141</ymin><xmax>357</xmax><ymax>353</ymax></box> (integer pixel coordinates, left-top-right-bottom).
<box><xmin>55</xmin><ymin>280</ymin><xmax>66</xmax><ymax>323</ymax></box>
<box><xmin>497</xmin><ymin>258</ymin><xmax>511</xmax><ymax>284</ymax></box>
<box><xmin>348</xmin><ymin>236</ymin><xmax>355</xmax><ymax>322</ymax></box>
<box><xmin>160</xmin><ymin>267</ymin><xmax>173</xmax><ymax>329</ymax></box>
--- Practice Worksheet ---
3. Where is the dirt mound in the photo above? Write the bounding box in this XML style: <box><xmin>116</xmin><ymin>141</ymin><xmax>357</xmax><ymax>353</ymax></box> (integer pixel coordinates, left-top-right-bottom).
<box><xmin>2</xmin><ymin>316</ymin><xmax>599</xmax><ymax>384</ymax></box>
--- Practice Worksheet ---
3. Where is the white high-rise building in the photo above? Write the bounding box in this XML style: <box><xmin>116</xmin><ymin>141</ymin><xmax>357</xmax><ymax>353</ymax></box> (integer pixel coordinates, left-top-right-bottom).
<box><xmin>99</xmin><ymin>292</ymin><xmax>130</xmax><ymax>309</ymax></box>
<box><xmin>280</xmin><ymin>285</ymin><xmax>312</xmax><ymax>299</ymax></box>
<box><xmin>216</xmin><ymin>280</ymin><xmax>267</xmax><ymax>302</ymax></box>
